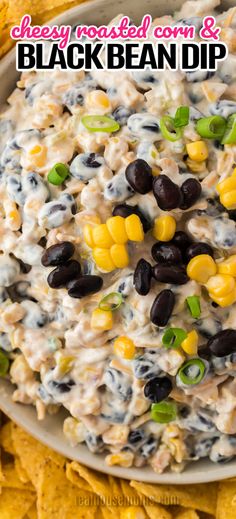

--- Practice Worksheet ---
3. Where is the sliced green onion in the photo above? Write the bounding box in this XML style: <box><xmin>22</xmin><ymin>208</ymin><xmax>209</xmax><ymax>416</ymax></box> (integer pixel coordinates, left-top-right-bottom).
<box><xmin>0</xmin><ymin>350</ymin><xmax>9</xmax><ymax>377</ymax></box>
<box><xmin>221</xmin><ymin>114</ymin><xmax>236</xmax><ymax>145</ymax></box>
<box><xmin>47</xmin><ymin>163</ymin><xmax>69</xmax><ymax>185</ymax></box>
<box><xmin>151</xmin><ymin>401</ymin><xmax>177</xmax><ymax>424</ymax></box>
<box><xmin>81</xmin><ymin>115</ymin><xmax>120</xmax><ymax>133</ymax></box>
<box><xmin>174</xmin><ymin>106</ymin><xmax>190</xmax><ymax>128</ymax></box>
<box><xmin>186</xmin><ymin>295</ymin><xmax>201</xmax><ymax>319</ymax></box>
<box><xmin>196</xmin><ymin>115</ymin><xmax>226</xmax><ymax>140</ymax></box>
<box><xmin>162</xmin><ymin>328</ymin><xmax>187</xmax><ymax>349</ymax></box>
<box><xmin>178</xmin><ymin>359</ymin><xmax>206</xmax><ymax>386</ymax></box>
<box><xmin>160</xmin><ymin>115</ymin><xmax>183</xmax><ymax>142</ymax></box>
<box><xmin>99</xmin><ymin>292</ymin><xmax>123</xmax><ymax>311</ymax></box>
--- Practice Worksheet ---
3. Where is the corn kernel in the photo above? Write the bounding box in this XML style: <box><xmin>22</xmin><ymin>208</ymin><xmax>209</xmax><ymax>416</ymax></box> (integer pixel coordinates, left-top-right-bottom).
<box><xmin>121</xmin><ymin>506</ymin><xmax>147</xmax><ymax>519</ymax></box>
<box><xmin>86</xmin><ymin>90</ymin><xmax>111</xmax><ymax>112</ymax></box>
<box><xmin>153</xmin><ymin>215</ymin><xmax>176</xmax><ymax>242</ymax></box>
<box><xmin>125</xmin><ymin>214</ymin><xmax>144</xmax><ymax>242</ymax></box>
<box><xmin>114</xmin><ymin>336</ymin><xmax>136</xmax><ymax>360</ymax></box>
<box><xmin>220</xmin><ymin>190</ymin><xmax>236</xmax><ymax>210</ymax></box>
<box><xmin>186</xmin><ymin>141</ymin><xmax>209</xmax><ymax>162</ymax></box>
<box><xmin>216</xmin><ymin>176</ymin><xmax>236</xmax><ymax>195</ymax></box>
<box><xmin>206</xmin><ymin>274</ymin><xmax>235</xmax><ymax>297</ymax></box>
<box><xmin>110</xmin><ymin>244</ymin><xmax>129</xmax><ymax>269</ymax></box>
<box><xmin>181</xmin><ymin>330</ymin><xmax>199</xmax><ymax>355</ymax></box>
<box><xmin>106</xmin><ymin>216</ymin><xmax>128</xmax><ymax>244</ymax></box>
<box><xmin>28</xmin><ymin>144</ymin><xmax>46</xmax><ymax>167</ymax></box>
<box><xmin>91</xmin><ymin>308</ymin><xmax>113</xmax><ymax>330</ymax></box>
<box><xmin>83</xmin><ymin>224</ymin><xmax>94</xmax><ymax>248</ymax></box>
<box><xmin>209</xmin><ymin>288</ymin><xmax>236</xmax><ymax>307</ymax></box>
<box><xmin>105</xmin><ymin>451</ymin><xmax>134</xmax><ymax>468</ymax></box>
<box><xmin>218</xmin><ymin>255</ymin><xmax>236</xmax><ymax>277</ymax></box>
<box><xmin>187</xmin><ymin>254</ymin><xmax>217</xmax><ymax>284</ymax></box>
<box><xmin>92</xmin><ymin>248</ymin><xmax>115</xmax><ymax>272</ymax></box>
<box><xmin>92</xmin><ymin>224</ymin><xmax>114</xmax><ymax>248</ymax></box>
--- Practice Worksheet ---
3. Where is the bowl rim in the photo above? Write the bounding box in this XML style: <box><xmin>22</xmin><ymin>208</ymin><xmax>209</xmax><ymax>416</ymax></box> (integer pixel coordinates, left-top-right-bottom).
<box><xmin>0</xmin><ymin>0</ymin><xmax>236</xmax><ymax>485</ymax></box>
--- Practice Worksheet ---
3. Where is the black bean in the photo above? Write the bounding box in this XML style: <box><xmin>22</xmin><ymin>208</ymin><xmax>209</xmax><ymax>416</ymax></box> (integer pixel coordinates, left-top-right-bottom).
<box><xmin>112</xmin><ymin>106</ymin><xmax>134</xmax><ymax>126</ymax></box>
<box><xmin>153</xmin><ymin>174</ymin><xmax>183</xmax><ymax>210</ymax></box>
<box><xmin>179</xmin><ymin>178</ymin><xmax>202</xmax><ymax>210</ymax></box>
<box><xmin>112</xmin><ymin>204</ymin><xmax>151</xmax><ymax>232</ymax></box>
<box><xmin>134</xmin><ymin>259</ymin><xmax>152</xmax><ymax>295</ymax></box>
<box><xmin>171</xmin><ymin>231</ymin><xmax>192</xmax><ymax>251</ymax></box>
<box><xmin>144</xmin><ymin>376</ymin><xmax>172</xmax><ymax>403</ymax></box>
<box><xmin>151</xmin><ymin>243</ymin><xmax>182</xmax><ymax>264</ymax></box>
<box><xmin>47</xmin><ymin>260</ymin><xmax>81</xmax><ymax>289</ymax></box>
<box><xmin>152</xmin><ymin>264</ymin><xmax>188</xmax><ymax>285</ymax></box>
<box><xmin>125</xmin><ymin>158</ymin><xmax>152</xmax><ymax>194</ymax></box>
<box><xmin>128</xmin><ymin>429</ymin><xmax>145</xmax><ymax>445</ymax></box>
<box><xmin>150</xmin><ymin>289</ymin><xmax>175</xmax><ymax>327</ymax></box>
<box><xmin>67</xmin><ymin>275</ymin><xmax>103</xmax><ymax>298</ymax></box>
<box><xmin>48</xmin><ymin>379</ymin><xmax>75</xmax><ymax>393</ymax></box>
<box><xmin>207</xmin><ymin>329</ymin><xmax>236</xmax><ymax>357</ymax></box>
<box><xmin>186</xmin><ymin>242</ymin><xmax>214</xmax><ymax>262</ymax></box>
<box><xmin>42</xmin><ymin>241</ymin><xmax>75</xmax><ymax>267</ymax></box>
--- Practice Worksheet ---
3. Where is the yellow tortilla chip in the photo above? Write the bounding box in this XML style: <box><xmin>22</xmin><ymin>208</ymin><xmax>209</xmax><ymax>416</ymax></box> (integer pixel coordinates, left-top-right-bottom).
<box><xmin>6</xmin><ymin>0</ymin><xmax>78</xmax><ymax>23</ymax></box>
<box><xmin>174</xmin><ymin>509</ymin><xmax>199</xmax><ymax>519</ymax></box>
<box><xmin>144</xmin><ymin>504</ymin><xmax>173</xmax><ymax>519</ymax></box>
<box><xmin>11</xmin><ymin>424</ymin><xmax>65</xmax><ymax>488</ymax></box>
<box><xmin>130</xmin><ymin>481</ymin><xmax>217</xmax><ymax>516</ymax></box>
<box><xmin>37</xmin><ymin>458</ymin><xmax>96</xmax><ymax>519</ymax></box>
<box><xmin>216</xmin><ymin>481</ymin><xmax>236</xmax><ymax>519</ymax></box>
<box><xmin>34</xmin><ymin>1</ymin><xmax>86</xmax><ymax>24</ymax></box>
<box><xmin>96</xmin><ymin>509</ymin><xmax>104</xmax><ymax>519</ymax></box>
<box><xmin>1</xmin><ymin>463</ymin><xmax>34</xmax><ymax>491</ymax></box>
<box><xmin>14</xmin><ymin>457</ymin><xmax>30</xmax><ymax>484</ymax></box>
<box><xmin>0</xmin><ymin>422</ymin><xmax>16</xmax><ymax>455</ymax></box>
<box><xmin>66</xmin><ymin>461</ymin><xmax>94</xmax><ymax>492</ymax></box>
<box><xmin>0</xmin><ymin>488</ymin><xmax>35</xmax><ymax>519</ymax></box>
<box><xmin>66</xmin><ymin>462</ymin><xmax>111</xmax><ymax>502</ymax></box>
<box><xmin>25</xmin><ymin>504</ymin><xmax>38</xmax><ymax>519</ymax></box>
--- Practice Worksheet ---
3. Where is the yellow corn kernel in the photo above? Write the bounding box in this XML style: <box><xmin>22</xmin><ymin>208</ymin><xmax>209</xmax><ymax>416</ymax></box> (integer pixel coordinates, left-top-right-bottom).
<box><xmin>125</xmin><ymin>214</ymin><xmax>144</xmax><ymax>242</ymax></box>
<box><xmin>186</xmin><ymin>141</ymin><xmax>209</xmax><ymax>162</ymax></box>
<box><xmin>216</xmin><ymin>176</ymin><xmax>236</xmax><ymax>195</ymax></box>
<box><xmin>220</xmin><ymin>190</ymin><xmax>236</xmax><ymax>210</ymax></box>
<box><xmin>56</xmin><ymin>354</ymin><xmax>75</xmax><ymax>375</ymax></box>
<box><xmin>153</xmin><ymin>215</ymin><xmax>176</xmax><ymax>242</ymax></box>
<box><xmin>105</xmin><ymin>451</ymin><xmax>134</xmax><ymax>468</ymax></box>
<box><xmin>106</xmin><ymin>216</ymin><xmax>128</xmax><ymax>244</ymax></box>
<box><xmin>92</xmin><ymin>248</ymin><xmax>115</xmax><ymax>272</ymax></box>
<box><xmin>187</xmin><ymin>254</ymin><xmax>217</xmax><ymax>284</ymax></box>
<box><xmin>121</xmin><ymin>506</ymin><xmax>147</xmax><ymax>519</ymax></box>
<box><xmin>86</xmin><ymin>90</ymin><xmax>111</xmax><ymax>112</ymax></box>
<box><xmin>114</xmin><ymin>336</ymin><xmax>136</xmax><ymax>360</ymax></box>
<box><xmin>92</xmin><ymin>224</ymin><xmax>114</xmax><ymax>248</ymax></box>
<box><xmin>83</xmin><ymin>224</ymin><xmax>94</xmax><ymax>248</ymax></box>
<box><xmin>218</xmin><ymin>255</ymin><xmax>236</xmax><ymax>277</ymax></box>
<box><xmin>206</xmin><ymin>274</ymin><xmax>235</xmax><ymax>297</ymax></box>
<box><xmin>209</xmin><ymin>288</ymin><xmax>236</xmax><ymax>307</ymax></box>
<box><xmin>110</xmin><ymin>244</ymin><xmax>129</xmax><ymax>269</ymax></box>
<box><xmin>91</xmin><ymin>308</ymin><xmax>113</xmax><ymax>330</ymax></box>
<box><xmin>181</xmin><ymin>330</ymin><xmax>199</xmax><ymax>355</ymax></box>
<box><xmin>28</xmin><ymin>144</ymin><xmax>46</xmax><ymax>167</ymax></box>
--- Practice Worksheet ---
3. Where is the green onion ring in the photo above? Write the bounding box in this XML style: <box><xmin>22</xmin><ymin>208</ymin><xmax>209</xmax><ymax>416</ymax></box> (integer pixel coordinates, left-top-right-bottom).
<box><xmin>81</xmin><ymin>115</ymin><xmax>120</xmax><ymax>133</ymax></box>
<box><xmin>162</xmin><ymin>328</ymin><xmax>188</xmax><ymax>349</ymax></box>
<box><xmin>47</xmin><ymin>163</ymin><xmax>69</xmax><ymax>185</ymax></box>
<box><xmin>221</xmin><ymin>114</ymin><xmax>236</xmax><ymax>145</ymax></box>
<box><xmin>151</xmin><ymin>401</ymin><xmax>177</xmax><ymax>423</ymax></box>
<box><xmin>174</xmin><ymin>106</ymin><xmax>190</xmax><ymax>128</ymax></box>
<box><xmin>160</xmin><ymin>115</ymin><xmax>183</xmax><ymax>142</ymax></box>
<box><xmin>99</xmin><ymin>292</ymin><xmax>123</xmax><ymax>311</ymax></box>
<box><xmin>196</xmin><ymin>115</ymin><xmax>226</xmax><ymax>140</ymax></box>
<box><xmin>178</xmin><ymin>358</ymin><xmax>206</xmax><ymax>386</ymax></box>
<box><xmin>186</xmin><ymin>295</ymin><xmax>201</xmax><ymax>319</ymax></box>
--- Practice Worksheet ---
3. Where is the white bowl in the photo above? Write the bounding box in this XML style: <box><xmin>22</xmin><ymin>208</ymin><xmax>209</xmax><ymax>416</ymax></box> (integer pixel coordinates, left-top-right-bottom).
<box><xmin>0</xmin><ymin>0</ymin><xmax>235</xmax><ymax>484</ymax></box>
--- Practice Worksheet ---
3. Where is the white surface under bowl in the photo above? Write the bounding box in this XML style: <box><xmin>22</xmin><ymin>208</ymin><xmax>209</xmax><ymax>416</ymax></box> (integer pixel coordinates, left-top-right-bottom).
<box><xmin>0</xmin><ymin>0</ymin><xmax>235</xmax><ymax>484</ymax></box>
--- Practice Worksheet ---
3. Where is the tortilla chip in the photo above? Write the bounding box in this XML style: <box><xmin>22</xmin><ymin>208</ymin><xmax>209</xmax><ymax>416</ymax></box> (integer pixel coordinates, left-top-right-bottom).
<box><xmin>174</xmin><ymin>509</ymin><xmax>199</xmax><ymax>519</ymax></box>
<box><xmin>0</xmin><ymin>488</ymin><xmax>35</xmax><ymax>519</ymax></box>
<box><xmin>216</xmin><ymin>481</ymin><xmax>236</xmax><ymax>519</ymax></box>
<box><xmin>1</xmin><ymin>463</ymin><xmax>34</xmax><ymax>491</ymax></box>
<box><xmin>14</xmin><ymin>457</ymin><xmax>30</xmax><ymax>484</ymax></box>
<box><xmin>11</xmin><ymin>424</ymin><xmax>65</xmax><ymax>488</ymax></box>
<box><xmin>66</xmin><ymin>462</ymin><xmax>111</xmax><ymax>502</ymax></box>
<box><xmin>37</xmin><ymin>458</ymin><xmax>96</xmax><ymax>519</ymax></box>
<box><xmin>0</xmin><ymin>422</ymin><xmax>16</xmax><ymax>455</ymax></box>
<box><xmin>25</xmin><ymin>504</ymin><xmax>38</xmax><ymax>519</ymax></box>
<box><xmin>96</xmin><ymin>509</ymin><xmax>104</xmax><ymax>519</ymax></box>
<box><xmin>66</xmin><ymin>461</ymin><xmax>94</xmax><ymax>492</ymax></box>
<box><xmin>144</xmin><ymin>504</ymin><xmax>173</xmax><ymax>519</ymax></box>
<box><xmin>34</xmin><ymin>1</ymin><xmax>86</xmax><ymax>24</ymax></box>
<box><xmin>130</xmin><ymin>482</ymin><xmax>217</xmax><ymax>516</ymax></box>
<box><xmin>6</xmin><ymin>0</ymin><xmax>78</xmax><ymax>23</ymax></box>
